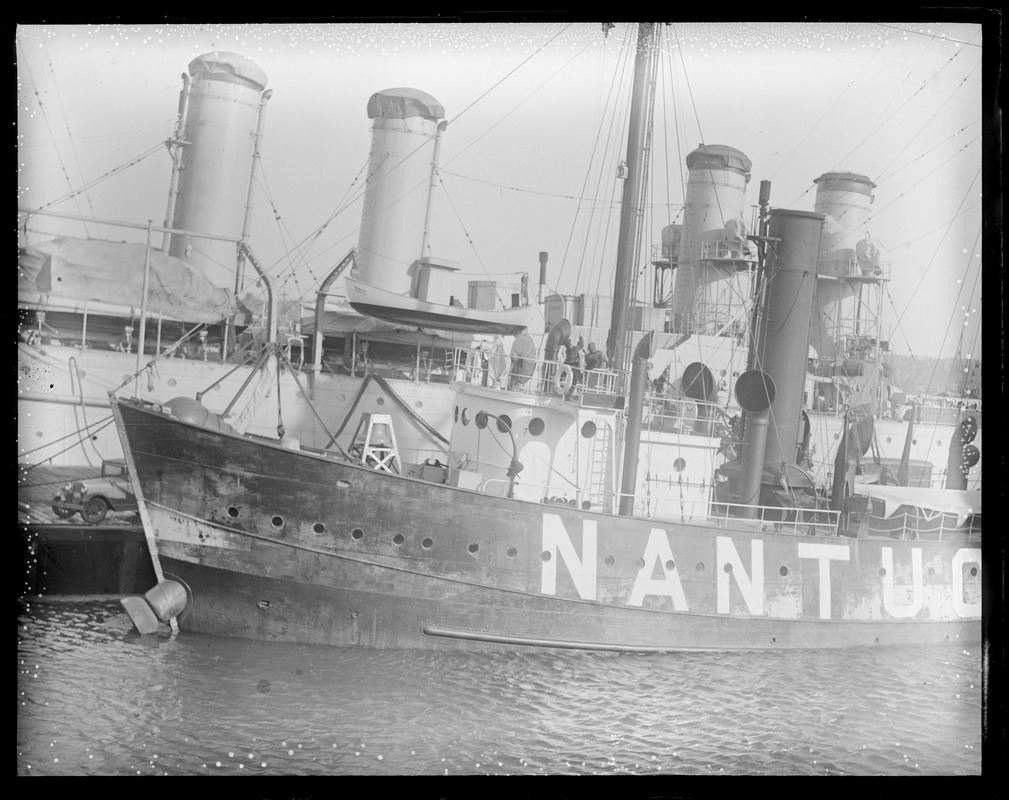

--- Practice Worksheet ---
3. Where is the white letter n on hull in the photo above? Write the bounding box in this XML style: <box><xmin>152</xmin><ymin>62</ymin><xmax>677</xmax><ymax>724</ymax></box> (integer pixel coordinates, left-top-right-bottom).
<box><xmin>717</xmin><ymin>536</ymin><xmax>764</xmax><ymax>616</ymax></box>
<box><xmin>541</xmin><ymin>514</ymin><xmax>597</xmax><ymax>601</ymax></box>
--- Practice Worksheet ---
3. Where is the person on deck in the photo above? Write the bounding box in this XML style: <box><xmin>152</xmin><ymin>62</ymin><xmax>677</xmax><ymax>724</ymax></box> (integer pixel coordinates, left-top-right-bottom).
<box><xmin>584</xmin><ymin>342</ymin><xmax>604</xmax><ymax>371</ymax></box>
<box><xmin>564</xmin><ymin>336</ymin><xmax>582</xmax><ymax>398</ymax></box>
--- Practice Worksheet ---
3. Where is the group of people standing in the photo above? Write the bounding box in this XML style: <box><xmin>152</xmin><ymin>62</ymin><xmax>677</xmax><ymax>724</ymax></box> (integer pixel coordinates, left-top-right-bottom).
<box><xmin>557</xmin><ymin>335</ymin><xmax>608</xmax><ymax>399</ymax></box>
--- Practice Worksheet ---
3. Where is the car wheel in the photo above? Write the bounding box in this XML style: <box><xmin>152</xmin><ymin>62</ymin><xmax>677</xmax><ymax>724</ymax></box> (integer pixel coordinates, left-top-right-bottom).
<box><xmin>81</xmin><ymin>497</ymin><xmax>109</xmax><ymax>525</ymax></box>
<box><xmin>52</xmin><ymin>503</ymin><xmax>76</xmax><ymax>519</ymax></box>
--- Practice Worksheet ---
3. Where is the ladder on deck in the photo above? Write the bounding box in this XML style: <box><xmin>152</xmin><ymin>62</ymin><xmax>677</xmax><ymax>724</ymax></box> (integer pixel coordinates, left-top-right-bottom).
<box><xmin>585</xmin><ymin>421</ymin><xmax>615</xmax><ymax>512</ymax></box>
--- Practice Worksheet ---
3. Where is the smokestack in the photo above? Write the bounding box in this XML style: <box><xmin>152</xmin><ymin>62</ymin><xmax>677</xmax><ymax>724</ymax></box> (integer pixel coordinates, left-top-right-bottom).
<box><xmin>168</xmin><ymin>52</ymin><xmax>269</xmax><ymax>291</ymax></box>
<box><xmin>753</xmin><ymin>209</ymin><xmax>823</xmax><ymax>468</ymax></box>
<box><xmin>353</xmin><ymin>88</ymin><xmax>445</xmax><ymax>296</ymax></box>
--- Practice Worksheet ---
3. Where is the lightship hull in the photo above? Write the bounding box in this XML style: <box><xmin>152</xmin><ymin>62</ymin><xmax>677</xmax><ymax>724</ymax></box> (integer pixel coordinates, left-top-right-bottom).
<box><xmin>114</xmin><ymin>398</ymin><xmax>982</xmax><ymax>652</ymax></box>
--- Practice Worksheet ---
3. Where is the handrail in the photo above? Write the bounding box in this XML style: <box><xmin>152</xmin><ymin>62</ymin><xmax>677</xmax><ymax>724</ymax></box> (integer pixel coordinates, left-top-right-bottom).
<box><xmin>450</xmin><ymin>345</ymin><xmax>628</xmax><ymax>400</ymax></box>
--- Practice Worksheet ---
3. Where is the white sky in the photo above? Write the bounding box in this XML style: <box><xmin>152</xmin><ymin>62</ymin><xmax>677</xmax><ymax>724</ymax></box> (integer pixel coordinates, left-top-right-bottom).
<box><xmin>16</xmin><ymin>21</ymin><xmax>986</xmax><ymax>359</ymax></box>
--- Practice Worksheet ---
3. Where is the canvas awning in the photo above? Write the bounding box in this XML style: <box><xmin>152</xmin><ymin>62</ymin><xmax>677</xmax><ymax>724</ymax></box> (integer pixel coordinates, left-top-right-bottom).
<box><xmin>18</xmin><ymin>237</ymin><xmax>236</xmax><ymax>323</ymax></box>
<box><xmin>854</xmin><ymin>484</ymin><xmax>981</xmax><ymax>526</ymax></box>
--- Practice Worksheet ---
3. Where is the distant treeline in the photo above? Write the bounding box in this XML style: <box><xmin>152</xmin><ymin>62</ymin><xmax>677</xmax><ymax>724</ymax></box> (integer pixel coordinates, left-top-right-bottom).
<box><xmin>886</xmin><ymin>354</ymin><xmax>982</xmax><ymax>399</ymax></box>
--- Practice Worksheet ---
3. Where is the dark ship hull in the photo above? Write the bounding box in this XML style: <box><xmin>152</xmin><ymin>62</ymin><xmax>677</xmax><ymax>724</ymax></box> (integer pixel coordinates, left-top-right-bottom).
<box><xmin>113</xmin><ymin>398</ymin><xmax>982</xmax><ymax>652</ymax></box>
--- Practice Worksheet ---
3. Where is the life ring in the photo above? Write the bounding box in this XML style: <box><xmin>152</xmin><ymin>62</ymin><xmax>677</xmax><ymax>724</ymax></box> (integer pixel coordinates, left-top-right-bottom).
<box><xmin>553</xmin><ymin>364</ymin><xmax>574</xmax><ymax>395</ymax></box>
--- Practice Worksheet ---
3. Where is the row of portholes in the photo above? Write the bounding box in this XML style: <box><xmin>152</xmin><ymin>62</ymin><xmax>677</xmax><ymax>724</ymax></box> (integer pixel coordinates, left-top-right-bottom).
<box><xmin>214</xmin><ymin>517</ymin><xmax>970</xmax><ymax>582</ymax></box>
<box><xmin>450</xmin><ymin>409</ymin><xmax>599</xmax><ymax>440</ymax></box>
<box><xmin>884</xmin><ymin>436</ymin><xmax>926</xmax><ymax>446</ymax></box>
<box><xmin>455</xmin><ymin>406</ymin><xmax>518</xmax><ymax>435</ymax></box>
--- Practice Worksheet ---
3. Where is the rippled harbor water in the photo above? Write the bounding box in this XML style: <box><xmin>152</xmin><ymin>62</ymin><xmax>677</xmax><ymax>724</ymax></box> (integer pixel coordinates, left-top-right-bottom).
<box><xmin>17</xmin><ymin>599</ymin><xmax>984</xmax><ymax>776</ymax></box>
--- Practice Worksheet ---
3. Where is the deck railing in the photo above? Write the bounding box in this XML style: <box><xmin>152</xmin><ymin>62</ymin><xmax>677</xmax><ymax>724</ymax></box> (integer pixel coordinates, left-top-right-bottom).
<box><xmin>450</xmin><ymin>346</ymin><xmax>627</xmax><ymax>400</ymax></box>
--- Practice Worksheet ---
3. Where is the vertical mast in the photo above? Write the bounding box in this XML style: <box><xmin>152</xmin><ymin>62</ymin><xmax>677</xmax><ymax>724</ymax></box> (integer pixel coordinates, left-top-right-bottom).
<box><xmin>162</xmin><ymin>72</ymin><xmax>191</xmax><ymax>253</ymax></box>
<box><xmin>606</xmin><ymin>23</ymin><xmax>657</xmax><ymax>374</ymax></box>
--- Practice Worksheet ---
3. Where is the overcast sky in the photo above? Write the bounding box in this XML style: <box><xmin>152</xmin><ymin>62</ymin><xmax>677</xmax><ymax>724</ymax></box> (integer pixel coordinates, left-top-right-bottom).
<box><xmin>17</xmin><ymin>21</ymin><xmax>985</xmax><ymax>360</ymax></box>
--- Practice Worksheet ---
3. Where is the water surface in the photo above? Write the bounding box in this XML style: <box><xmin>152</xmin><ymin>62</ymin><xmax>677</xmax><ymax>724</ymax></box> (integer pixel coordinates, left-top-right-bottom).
<box><xmin>17</xmin><ymin>599</ymin><xmax>984</xmax><ymax>776</ymax></box>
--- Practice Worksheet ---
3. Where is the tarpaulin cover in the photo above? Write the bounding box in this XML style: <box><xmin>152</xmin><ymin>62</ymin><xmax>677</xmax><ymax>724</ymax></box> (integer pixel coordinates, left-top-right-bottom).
<box><xmin>188</xmin><ymin>51</ymin><xmax>268</xmax><ymax>89</ymax></box>
<box><xmin>367</xmin><ymin>88</ymin><xmax>444</xmax><ymax>121</ymax></box>
<box><xmin>18</xmin><ymin>237</ymin><xmax>237</xmax><ymax>323</ymax></box>
<box><xmin>685</xmin><ymin>144</ymin><xmax>752</xmax><ymax>176</ymax></box>
<box><xmin>855</xmin><ymin>484</ymin><xmax>981</xmax><ymax>526</ymax></box>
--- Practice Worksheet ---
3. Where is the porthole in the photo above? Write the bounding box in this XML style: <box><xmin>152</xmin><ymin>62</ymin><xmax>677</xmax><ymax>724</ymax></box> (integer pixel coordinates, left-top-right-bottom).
<box><xmin>878</xmin><ymin>567</ymin><xmax>887</xmax><ymax>577</ymax></box>
<box><xmin>912</xmin><ymin>438</ymin><xmax>917</xmax><ymax>445</ymax></box>
<box><xmin>635</xmin><ymin>558</ymin><xmax>645</xmax><ymax>570</ymax></box>
<box><xmin>927</xmin><ymin>567</ymin><xmax>935</xmax><ymax>577</ymax></box>
<box><xmin>528</xmin><ymin>417</ymin><xmax>545</xmax><ymax>436</ymax></box>
<box><xmin>581</xmin><ymin>500</ymin><xmax>592</xmax><ymax>511</ymax></box>
<box><xmin>454</xmin><ymin>405</ymin><xmax>459</xmax><ymax>423</ymax></box>
<box><xmin>475</xmin><ymin>411</ymin><xmax>488</xmax><ymax>430</ymax></box>
<box><xmin>496</xmin><ymin>414</ymin><xmax>512</xmax><ymax>434</ymax></box>
<box><xmin>833</xmin><ymin>433</ymin><xmax>839</xmax><ymax>440</ymax></box>
<box><xmin>723</xmin><ymin>563</ymin><xmax>732</xmax><ymax>573</ymax></box>
<box><xmin>461</xmin><ymin>409</ymin><xmax>470</xmax><ymax>426</ymax></box>
<box><xmin>673</xmin><ymin>457</ymin><xmax>686</xmax><ymax>473</ymax></box>
<box><xmin>271</xmin><ymin>515</ymin><xmax>284</xmax><ymax>529</ymax></box>
<box><xmin>415</xmin><ymin>401</ymin><xmax>423</xmax><ymax>409</ymax></box>
<box><xmin>376</xmin><ymin>397</ymin><xmax>385</xmax><ymax>406</ymax></box>
<box><xmin>970</xmin><ymin>566</ymin><xmax>978</xmax><ymax>577</ymax></box>
<box><xmin>506</xmin><ymin>547</ymin><xmax>517</xmax><ymax>558</ymax></box>
<box><xmin>937</xmin><ymin>441</ymin><xmax>942</xmax><ymax>448</ymax></box>
<box><xmin>393</xmin><ymin>534</ymin><xmax>405</xmax><ymax>545</ymax></box>
<box><xmin>541</xmin><ymin>550</ymin><xmax>552</xmax><ymax>562</ymax></box>
<box><xmin>351</xmin><ymin>528</ymin><xmax>364</xmax><ymax>540</ymax></box>
<box><xmin>168</xmin><ymin>378</ymin><xmax>177</xmax><ymax>388</ymax></box>
<box><xmin>664</xmin><ymin>560</ymin><xmax>675</xmax><ymax>572</ymax></box>
<box><xmin>228</xmin><ymin>506</ymin><xmax>240</xmax><ymax>518</ymax></box>
<box><xmin>695</xmin><ymin>562</ymin><xmax>705</xmax><ymax>573</ymax></box>
<box><xmin>581</xmin><ymin>421</ymin><xmax>597</xmax><ymax>438</ymax></box>
<box><xmin>422</xmin><ymin>537</ymin><xmax>434</xmax><ymax>549</ymax></box>
<box><xmin>604</xmin><ymin>556</ymin><xmax>614</xmax><ymax>567</ymax></box>
<box><xmin>337</xmin><ymin>394</ymin><xmax>346</xmax><ymax>402</ymax></box>
<box><xmin>313</xmin><ymin>522</ymin><xmax>326</xmax><ymax>535</ymax></box>
<box><xmin>779</xmin><ymin>565</ymin><xmax>789</xmax><ymax>577</ymax></box>
<box><xmin>468</xmin><ymin>543</ymin><xmax>480</xmax><ymax>555</ymax></box>
<box><xmin>886</xmin><ymin>437</ymin><xmax>891</xmax><ymax>444</ymax></box>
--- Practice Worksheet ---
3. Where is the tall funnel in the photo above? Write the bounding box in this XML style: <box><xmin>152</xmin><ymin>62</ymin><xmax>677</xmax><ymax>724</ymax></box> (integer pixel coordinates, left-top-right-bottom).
<box><xmin>168</xmin><ymin>52</ymin><xmax>270</xmax><ymax>291</ymax></box>
<box><xmin>352</xmin><ymin>88</ymin><xmax>445</xmax><ymax>296</ymax></box>
<box><xmin>669</xmin><ymin>144</ymin><xmax>754</xmax><ymax>335</ymax></box>
<box><xmin>811</xmin><ymin>171</ymin><xmax>878</xmax><ymax>359</ymax></box>
<box><xmin>754</xmin><ymin>209</ymin><xmax>823</xmax><ymax>468</ymax></box>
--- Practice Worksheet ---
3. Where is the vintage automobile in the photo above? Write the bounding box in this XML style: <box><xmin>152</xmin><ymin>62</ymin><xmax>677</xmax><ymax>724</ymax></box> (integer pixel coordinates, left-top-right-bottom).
<box><xmin>51</xmin><ymin>458</ymin><xmax>139</xmax><ymax>524</ymax></box>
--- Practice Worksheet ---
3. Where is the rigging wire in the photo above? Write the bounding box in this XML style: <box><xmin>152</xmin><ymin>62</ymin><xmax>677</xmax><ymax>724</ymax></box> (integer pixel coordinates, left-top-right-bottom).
<box><xmin>881</xmin><ymin>166</ymin><xmax>980</xmax><ymax>358</ymax></box>
<box><xmin>17</xmin><ymin>39</ymin><xmax>92</xmax><ymax>233</ymax></box>
<box><xmin>559</xmin><ymin>23</ymin><xmax>633</xmax><ymax>300</ymax></box>
<box><xmin>451</xmin><ymin>24</ymin><xmax>575</xmax><ymax>125</ymax></box>
<box><xmin>828</xmin><ymin>26</ymin><xmax>981</xmax><ymax>174</ymax></box>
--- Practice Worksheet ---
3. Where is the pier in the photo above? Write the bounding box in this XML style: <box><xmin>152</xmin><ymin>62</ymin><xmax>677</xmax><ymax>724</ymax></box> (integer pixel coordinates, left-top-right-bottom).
<box><xmin>18</xmin><ymin>465</ymin><xmax>155</xmax><ymax>597</ymax></box>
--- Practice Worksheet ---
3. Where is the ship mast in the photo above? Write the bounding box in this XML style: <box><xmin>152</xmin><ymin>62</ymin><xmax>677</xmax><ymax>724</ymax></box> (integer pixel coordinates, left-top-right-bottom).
<box><xmin>612</xmin><ymin>23</ymin><xmax>659</xmax><ymax>517</ymax></box>
<box><xmin>605</xmin><ymin>23</ymin><xmax>658</xmax><ymax>375</ymax></box>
